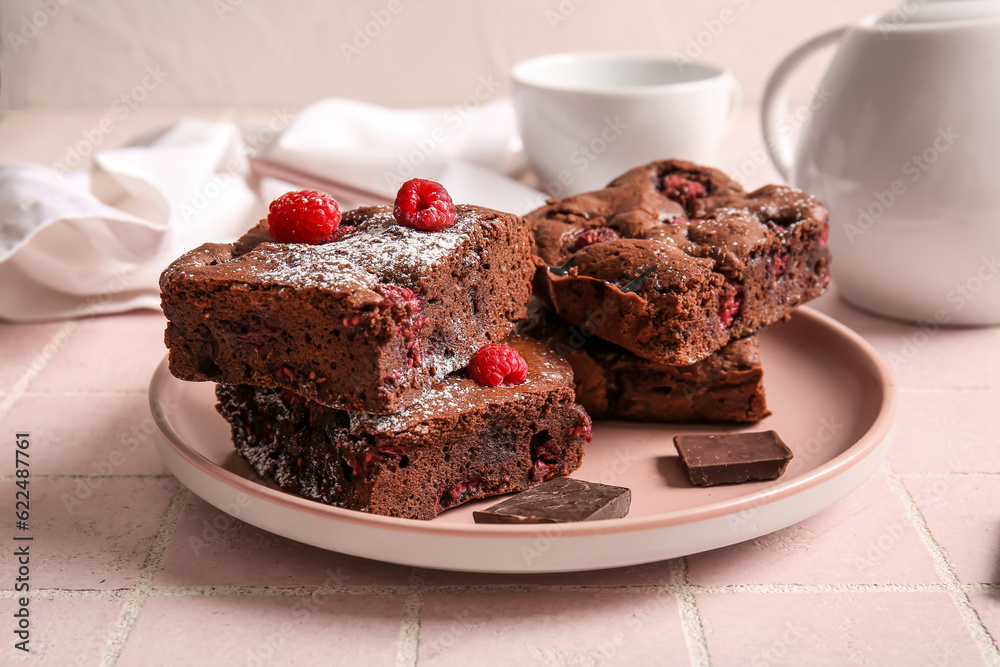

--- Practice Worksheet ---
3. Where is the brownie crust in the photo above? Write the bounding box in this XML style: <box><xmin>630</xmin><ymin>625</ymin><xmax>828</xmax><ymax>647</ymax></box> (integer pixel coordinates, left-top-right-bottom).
<box><xmin>521</xmin><ymin>306</ymin><xmax>769</xmax><ymax>423</ymax></box>
<box><xmin>528</xmin><ymin>159</ymin><xmax>831</xmax><ymax>366</ymax></box>
<box><xmin>161</xmin><ymin>204</ymin><xmax>535</xmax><ymax>414</ymax></box>
<box><xmin>215</xmin><ymin>336</ymin><xmax>591</xmax><ymax>520</ymax></box>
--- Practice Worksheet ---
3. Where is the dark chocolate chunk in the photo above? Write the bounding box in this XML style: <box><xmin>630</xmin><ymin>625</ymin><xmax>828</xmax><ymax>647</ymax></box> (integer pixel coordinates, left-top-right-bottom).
<box><xmin>548</xmin><ymin>256</ymin><xmax>576</xmax><ymax>276</ymax></box>
<box><xmin>619</xmin><ymin>265</ymin><xmax>658</xmax><ymax>294</ymax></box>
<box><xmin>472</xmin><ymin>477</ymin><xmax>631</xmax><ymax>524</ymax></box>
<box><xmin>673</xmin><ymin>431</ymin><xmax>793</xmax><ymax>486</ymax></box>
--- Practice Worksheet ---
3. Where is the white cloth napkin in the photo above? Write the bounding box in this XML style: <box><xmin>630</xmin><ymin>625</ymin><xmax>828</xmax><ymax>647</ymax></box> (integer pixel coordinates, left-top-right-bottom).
<box><xmin>0</xmin><ymin>119</ymin><xmax>261</xmax><ymax>321</ymax></box>
<box><xmin>0</xmin><ymin>99</ymin><xmax>543</xmax><ymax>322</ymax></box>
<box><xmin>258</xmin><ymin>97</ymin><xmax>545</xmax><ymax>214</ymax></box>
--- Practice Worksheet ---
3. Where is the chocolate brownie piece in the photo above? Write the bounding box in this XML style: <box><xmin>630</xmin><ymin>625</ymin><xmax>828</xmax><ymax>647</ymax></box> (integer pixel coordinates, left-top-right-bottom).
<box><xmin>215</xmin><ymin>336</ymin><xmax>591</xmax><ymax>520</ymax></box>
<box><xmin>528</xmin><ymin>159</ymin><xmax>831</xmax><ymax>365</ymax></box>
<box><xmin>161</xmin><ymin>204</ymin><xmax>535</xmax><ymax>414</ymax></box>
<box><xmin>520</xmin><ymin>305</ymin><xmax>769</xmax><ymax>423</ymax></box>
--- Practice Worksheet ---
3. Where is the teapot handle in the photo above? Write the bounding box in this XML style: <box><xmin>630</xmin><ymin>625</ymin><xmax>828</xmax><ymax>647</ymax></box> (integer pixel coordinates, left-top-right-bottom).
<box><xmin>761</xmin><ymin>27</ymin><xmax>847</xmax><ymax>182</ymax></box>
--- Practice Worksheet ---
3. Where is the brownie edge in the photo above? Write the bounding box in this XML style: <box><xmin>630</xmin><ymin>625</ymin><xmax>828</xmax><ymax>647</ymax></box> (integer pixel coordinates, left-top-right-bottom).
<box><xmin>215</xmin><ymin>336</ymin><xmax>592</xmax><ymax>520</ymax></box>
<box><xmin>161</xmin><ymin>204</ymin><xmax>535</xmax><ymax>414</ymax></box>
<box><xmin>520</xmin><ymin>306</ymin><xmax>769</xmax><ymax>424</ymax></box>
<box><xmin>527</xmin><ymin>159</ymin><xmax>831</xmax><ymax>366</ymax></box>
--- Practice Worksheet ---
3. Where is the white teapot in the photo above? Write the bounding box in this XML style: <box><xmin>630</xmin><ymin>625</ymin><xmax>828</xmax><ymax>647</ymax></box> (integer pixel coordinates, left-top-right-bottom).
<box><xmin>762</xmin><ymin>0</ymin><xmax>1000</xmax><ymax>325</ymax></box>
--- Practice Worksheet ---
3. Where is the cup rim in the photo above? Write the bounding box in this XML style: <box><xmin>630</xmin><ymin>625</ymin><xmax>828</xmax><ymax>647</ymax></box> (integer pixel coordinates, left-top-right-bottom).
<box><xmin>511</xmin><ymin>51</ymin><xmax>731</xmax><ymax>95</ymax></box>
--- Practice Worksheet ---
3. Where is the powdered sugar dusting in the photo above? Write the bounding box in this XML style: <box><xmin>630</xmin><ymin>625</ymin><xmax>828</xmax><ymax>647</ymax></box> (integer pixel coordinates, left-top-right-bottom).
<box><xmin>245</xmin><ymin>255</ymin><xmax>375</xmax><ymax>292</ymax></box>
<box><xmin>350</xmin><ymin>340</ymin><xmax>569</xmax><ymax>434</ymax></box>
<box><xmin>236</xmin><ymin>207</ymin><xmax>480</xmax><ymax>291</ymax></box>
<box><xmin>337</xmin><ymin>208</ymin><xmax>477</xmax><ymax>283</ymax></box>
<box><xmin>350</xmin><ymin>379</ymin><xmax>499</xmax><ymax>433</ymax></box>
<box><xmin>351</xmin><ymin>374</ymin><xmax>545</xmax><ymax>434</ymax></box>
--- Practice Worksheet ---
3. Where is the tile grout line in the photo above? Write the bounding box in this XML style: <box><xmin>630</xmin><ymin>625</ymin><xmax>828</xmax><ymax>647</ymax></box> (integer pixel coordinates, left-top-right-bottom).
<box><xmin>692</xmin><ymin>582</ymin><xmax>951</xmax><ymax>594</ymax></box>
<box><xmin>0</xmin><ymin>580</ymin><xmax>986</xmax><ymax>599</ymax></box>
<box><xmin>18</xmin><ymin>471</ymin><xmax>1000</xmax><ymax>485</ymax></box>
<box><xmin>148</xmin><ymin>584</ymin><xmax>412</xmax><ymax>597</ymax></box>
<box><xmin>670</xmin><ymin>558</ymin><xmax>711</xmax><ymax>667</ymax></box>
<box><xmin>0</xmin><ymin>321</ymin><xmax>79</xmax><ymax>422</ymax></box>
<box><xmin>3</xmin><ymin>588</ymin><xmax>133</xmax><ymax>598</ymax></box>
<box><xmin>99</xmin><ymin>484</ymin><xmax>191</xmax><ymax>667</ymax></box>
<box><xmin>966</xmin><ymin>583</ymin><xmax>1000</xmax><ymax>593</ymax></box>
<box><xmin>898</xmin><ymin>387</ymin><xmax>1000</xmax><ymax>394</ymax></box>
<box><xmin>395</xmin><ymin>568</ymin><xmax>426</xmax><ymax>667</ymax></box>
<box><xmin>884</xmin><ymin>469</ymin><xmax>1000</xmax><ymax>665</ymax></box>
<box><xmin>22</xmin><ymin>389</ymin><xmax>149</xmax><ymax>397</ymax></box>
<box><xmin>0</xmin><ymin>474</ymin><xmax>173</xmax><ymax>483</ymax></box>
<box><xmin>895</xmin><ymin>471</ymin><xmax>1000</xmax><ymax>479</ymax></box>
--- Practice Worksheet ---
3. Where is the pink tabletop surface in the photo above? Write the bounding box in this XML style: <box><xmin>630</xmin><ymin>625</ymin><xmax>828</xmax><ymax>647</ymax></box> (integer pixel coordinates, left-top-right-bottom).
<box><xmin>1</xmin><ymin>109</ymin><xmax>998</xmax><ymax>666</ymax></box>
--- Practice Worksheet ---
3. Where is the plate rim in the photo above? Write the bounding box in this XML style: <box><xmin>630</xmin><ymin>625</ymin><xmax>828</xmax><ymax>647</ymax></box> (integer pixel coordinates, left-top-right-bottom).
<box><xmin>149</xmin><ymin>306</ymin><xmax>897</xmax><ymax>540</ymax></box>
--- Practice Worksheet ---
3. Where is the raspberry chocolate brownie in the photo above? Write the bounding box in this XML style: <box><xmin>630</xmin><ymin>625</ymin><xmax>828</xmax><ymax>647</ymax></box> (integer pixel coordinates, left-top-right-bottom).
<box><xmin>215</xmin><ymin>336</ymin><xmax>592</xmax><ymax>520</ymax></box>
<box><xmin>161</xmin><ymin>182</ymin><xmax>535</xmax><ymax>414</ymax></box>
<box><xmin>528</xmin><ymin>159</ymin><xmax>831</xmax><ymax>365</ymax></box>
<box><xmin>520</xmin><ymin>306</ymin><xmax>768</xmax><ymax>424</ymax></box>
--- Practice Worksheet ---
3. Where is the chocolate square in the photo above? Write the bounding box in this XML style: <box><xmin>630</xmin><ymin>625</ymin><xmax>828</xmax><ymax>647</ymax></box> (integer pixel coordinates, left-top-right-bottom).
<box><xmin>472</xmin><ymin>477</ymin><xmax>631</xmax><ymax>524</ymax></box>
<box><xmin>673</xmin><ymin>430</ymin><xmax>793</xmax><ymax>487</ymax></box>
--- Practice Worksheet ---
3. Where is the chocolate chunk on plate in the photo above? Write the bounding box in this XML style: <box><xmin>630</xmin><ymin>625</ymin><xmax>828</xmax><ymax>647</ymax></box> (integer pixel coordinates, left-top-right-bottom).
<box><xmin>473</xmin><ymin>477</ymin><xmax>631</xmax><ymax>524</ymax></box>
<box><xmin>673</xmin><ymin>431</ymin><xmax>793</xmax><ymax>487</ymax></box>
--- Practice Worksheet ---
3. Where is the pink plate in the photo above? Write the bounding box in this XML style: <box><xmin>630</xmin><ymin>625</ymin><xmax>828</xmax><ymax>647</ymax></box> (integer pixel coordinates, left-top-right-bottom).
<box><xmin>150</xmin><ymin>307</ymin><xmax>896</xmax><ymax>572</ymax></box>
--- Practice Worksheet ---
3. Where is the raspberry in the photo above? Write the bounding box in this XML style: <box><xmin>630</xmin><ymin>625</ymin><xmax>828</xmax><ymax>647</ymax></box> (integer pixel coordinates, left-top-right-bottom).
<box><xmin>374</xmin><ymin>284</ymin><xmax>426</xmax><ymax>368</ymax></box>
<box><xmin>467</xmin><ymin>344</ymin><xmax>528</xmax><ymax>387</ymax></box>
<box><xmin>374</xmin><ymin>284</ymin><xmax>421</xmax><ymax>311</ymax></box>
<box><xmin>442</xmin><ymin>479</ymin><xmax>481</xmax><ymax>503</ymax></box>
<box><xmin>530</xmin><ymin>452</ymin><xmax>563</xmax><ymax>482</ymax></box>
<box><xmin>393</xmin><ymin>179</ymin><xmax>456</xmax><ymax>231</ymax></box>
<box><xmin>568</xmin><ymin>403</ymin><xmax>593</xmax><ymax>442</ymax></box>
<box><xmin>718</xmin><ymin>283</ymin><xmax>742</xmax><ymax>328</ymax></box>
<box><xmin>773</xmin><ymin>250</ymin><xmax>790</xmax><ymax>279</ymax></box>
<box><xmin>661</xmin><ymin>174</ymin><xmax>707</xmax><ymax>207</ymax></box>
<box><xmin>572</xmin><ymin>227</ymin><xmax>619</xmax><ymax>251</ymax></box>
<box><xmin>267</xmin><ymin>190</ymin><xmax>341</xmax><ymax>244</ymax></box>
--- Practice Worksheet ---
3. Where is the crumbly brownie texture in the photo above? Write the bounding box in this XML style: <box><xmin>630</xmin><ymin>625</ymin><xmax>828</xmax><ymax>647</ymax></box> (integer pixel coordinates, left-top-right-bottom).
<box><xmin>215</xmin><ymin>336</ymin><xmax>591</xmax><ymax>521</ymax></box>
<box><xmin>528</xmin><ymin>159</ymin><xmax>831</xmax><ymax>365</ymax></box>
<box><xmin>161</xmin><ymin>204</ymin><xmax>535</xmax><ymax>414</ymax></box>
<box><xmin>519</xmin><ymin>306</ymin><xmax>768</xmax><ymax>423</ymax></box>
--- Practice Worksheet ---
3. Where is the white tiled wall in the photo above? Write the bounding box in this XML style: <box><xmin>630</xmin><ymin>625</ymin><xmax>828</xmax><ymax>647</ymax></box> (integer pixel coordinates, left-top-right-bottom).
<box><xmin>0</xmin><ymin>0</ymin><xmax>897</xmax><ymax>110</ymax></box>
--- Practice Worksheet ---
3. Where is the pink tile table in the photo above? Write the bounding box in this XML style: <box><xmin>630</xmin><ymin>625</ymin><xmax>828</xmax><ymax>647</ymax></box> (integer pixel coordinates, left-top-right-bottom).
<box><xmin>0</xmin><ymin>109</ymin><xmax>997</xmax><ymax>666</ymax></box>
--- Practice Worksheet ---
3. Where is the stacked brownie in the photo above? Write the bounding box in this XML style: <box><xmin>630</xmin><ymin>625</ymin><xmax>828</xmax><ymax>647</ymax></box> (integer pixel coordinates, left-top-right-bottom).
<box><xmin>524</xmin><ymin>159</ymin><xmax>831</xmax><ymax>423</ymax></box>
<box><xmin>160</xmin><ymin>187</ymin><xmax>592</xmax><ymax>519</ymax></box>
<box><xmin>520</xmin><ymin>304</ymin><xmax>769</xmax><ymax>423</ymax></box>
<box><xmin>159</xmin><ymin>159</ymin><xmax>832</xmax><ymax>521</ymax></box>
<box><xmin>215</xmin><ymin>335</ymin><xmax>589</xmax><ymax>520</ymax></box>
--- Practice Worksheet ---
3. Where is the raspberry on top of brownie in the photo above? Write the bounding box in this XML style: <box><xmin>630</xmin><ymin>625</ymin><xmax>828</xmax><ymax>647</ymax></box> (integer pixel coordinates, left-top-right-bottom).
<box><xmin>161</xmin><ymin>181</ymin><xmax>535</xmax><ymax>414</ymax></box>
<box><xmin>217</xmin><ymin>336</ymin><xmax>592</xmax><ymax>520</ymax></box>
<box><xmin>527</xmin><ymin>159</ymin><xmax>831</xmax><ymax>366</ymax></box>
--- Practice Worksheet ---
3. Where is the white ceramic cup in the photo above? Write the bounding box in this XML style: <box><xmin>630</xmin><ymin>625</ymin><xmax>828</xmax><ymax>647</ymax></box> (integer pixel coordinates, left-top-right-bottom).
<box><xmin>512</xmin><ymin>52</ymin><xmax>742</xmax><ymax>197</ymax></box>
